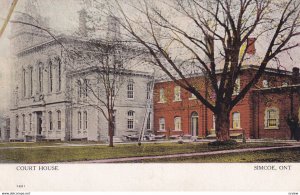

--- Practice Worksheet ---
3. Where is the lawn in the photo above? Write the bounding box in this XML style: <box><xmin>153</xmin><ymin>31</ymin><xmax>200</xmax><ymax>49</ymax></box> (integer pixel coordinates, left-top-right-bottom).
<box><xmin>134</xmin><ymin>147</ymin><xmax>300</xmax><ymax>163</ymax></box>
<box><xmin>0</xmin><ymin>141</ymin><xmax>290</xmax><ymax>163</ymax></box>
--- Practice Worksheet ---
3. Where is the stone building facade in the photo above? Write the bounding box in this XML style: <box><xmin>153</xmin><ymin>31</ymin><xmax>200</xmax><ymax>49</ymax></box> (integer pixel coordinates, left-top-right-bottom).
<box><xmin>9</xmin><ymin>2</ymin><xmax>153</xmax><ymax>142</ymax></box>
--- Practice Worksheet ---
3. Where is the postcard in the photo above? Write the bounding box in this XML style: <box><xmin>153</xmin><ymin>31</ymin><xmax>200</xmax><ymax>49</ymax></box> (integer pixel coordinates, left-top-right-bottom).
<box><xmin>0</xmin><ymin>0</ymin><xmax>300</xmax><ymax>193</ymax></box>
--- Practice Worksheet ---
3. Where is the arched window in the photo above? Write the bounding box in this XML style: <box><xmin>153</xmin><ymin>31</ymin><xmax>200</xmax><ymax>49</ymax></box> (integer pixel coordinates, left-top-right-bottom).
<box><xmin>57</xmin><ymin>111</ymin><xmax>61</xmax><ymax>130</ymax></box>
<box><xmin>57</xmin><ymin>58</ymin><xmax>62</xmax><ymax>92</ymax></box>
<box><xmin>22</xmin><ymin>69</ymin><xmax>26</xmax><ymax>97</ymax></box>
<box><xmin>83</xmin><ymin>111</ymin><xmax>88</xmax><ymax>130</ymax></box>
<box><xmin>77</xmin><ymin>80</ymin><xmax>82</xmax><ymax>98</ymax></box>
<box><xmin>127</xmin><ymin>110</ymin><xmax>134</xmax><ymax>130</ymax></box>
<box><xmin>264</xmin><ymin>107</ymin><xmax>279</xmax><ymax>129</ymax></box>
<box><xmin>174</xmin><ymin>116</ymin><xmax>182</xmax><ymax>131</ymax></box>
<box><xmin>22</xmin><ymin>114</ymin><xmax>25</xmax><ymax>132</ymax></box>
<box><xmin>232</xmin><ymin>112</ymin><xmax>241</xmax><ymax>129</ymax></box>
<box><xmin>38</xmin><ymin>65</ymin><xmax>43</xmax><ymax>92</ymax></box>
<box><xmin>15</xmin><ymin>115</ymin><xmax>19</xmax><ymax>133</ymax></box>
<box><xmin>29</xmin><ymin>114</ymin><xmax>32</xmax><ymax>131</ymax></box>
<box><xmin>146</xmin><ymin>82</ymin><xmax>151</xmax><ymax>100</ymax></box>
<box><xmin>30</xmin><ymin>67</ymin><xmax>33</xmax><ymax>96</ymax></box>
<box><xmin>49</xmin><ymin>111</ymin><xmax>53</xmax><ymax>130</ymax></box>
<box><xmin>83</xmin><ymin>79</ymin><xmax>88</xmax><ymax>98</ymax></box>
<box><xmin>49</xmin><ymin>60</ymin><xmax>53</xmax><ymax>92</ymax></box>
<box><xmin>127</xmin><ymin>80</ymin><xmax>134</xmax><ymax>99</ymax></box>
<box><xmin>78</xmin><ymin>112</ymin><xmax>82</xmax><ymax>130</ymax></box>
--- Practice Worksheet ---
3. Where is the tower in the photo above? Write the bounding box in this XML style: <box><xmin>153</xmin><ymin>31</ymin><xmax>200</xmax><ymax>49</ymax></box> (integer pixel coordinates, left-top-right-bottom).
<box><xmin>10</xmin><ymin>0</ymin><xmax>49</xmax><ymax>54</ymax></box>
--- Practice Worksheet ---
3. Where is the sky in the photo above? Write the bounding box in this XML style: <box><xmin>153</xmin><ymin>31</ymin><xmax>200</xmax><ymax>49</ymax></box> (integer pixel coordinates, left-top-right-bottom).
<box><xmin>0</xmin><ymin>0</ymin><xmax>81</xmax><ymax>112</ymax></box>
<box><xmin>0</xmin><ymin>0</ymin><xmax>300</xmax><ymax>111</ymax></box>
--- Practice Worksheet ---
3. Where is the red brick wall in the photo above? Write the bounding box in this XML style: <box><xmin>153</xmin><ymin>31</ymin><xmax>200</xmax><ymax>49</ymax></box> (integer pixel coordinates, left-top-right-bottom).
<box><xmin>153</xmin><ymin>68</ymin><xmax>296</xmax><ymax>139</ymax></box>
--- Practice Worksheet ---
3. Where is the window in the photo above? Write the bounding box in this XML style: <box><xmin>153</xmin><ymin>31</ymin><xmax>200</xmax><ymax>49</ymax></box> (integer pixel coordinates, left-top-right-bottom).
<box><xmin>174</xmin><ymin>86</ymin><xmax>181</xmax><ymax>101</ymax></box>
<box><xmin>233</xmin><ymin>77</ymin><xmax>240</xmax><ymax>95</ymax></box>
<box><xmin>83</xmin><ymin>79</ymin><xmax>88</xmax><ymax>98</ymax></box>
<box><xmin>22</xmin><ymin>69</ymin><xmax>26</xmax><ymax>97</ymax></box>
<box><xmin>30</xmin><ymin>67</ymin><xmax>33</xmax><ymax>96</ymax></box>
<box><xmin>29</xmin><ymin>114</ymin><xmax>32</xmax><ymax>131</ymax></box>
<box><xmin>83</xmin><ymin>111</ymin><xmax>87</xmax><ymax>130</ymax></box>
<box><xmin>159</xmin><ymin>118</ymin><xmax>165</xmax><ymax>131</ymax></box>
<box><xmin>15</xmin><ymin>115</ymin><xmax>19</xmax><ymax>133</ymax></box>
<box><xmin>232</xmin><ymin>112</ymin><xmax>241</xmax><ymax>129</ymax></box>
<box><xmin>57</xmin><ymin>111</ymin><xmax>61</xmax><ymax>130</ymax></box>
<box><xmin>146</xmin><ymin>82</ymin><xmax>151</xmax><ymax>100</ymax></box>
<box><xmin>78</xmin><ymin>112</ymin><xmax>82</xmax><ymax>130</ymax></box>
<box><xmin>212</xmin><ymin>115</ymin><xmax>216</xmax><ymax>130</ymax></box>
<box><xmin>190</xmin><ymin>92</ymin><xmax>196</xmax><ymax>99</ymax></box>
<box><xmin>146</xmin><ymin>113</ymin><xmax>151</xmax><ymax>130</ymax></box>
<box><xmin>57</xmin><ymin>58</ymin><xmax>62</xmax><ymax>91</ymax></box>
<box><xmin>174</xmin><ymin>117</ymin><xmax>182</xmax><ymax>131</ymax></box>
<box><xmin>49</xmin><ymin>61</ymin><xmax>53</xmax><ymax>92</ymax></box>
<box><xmin>262</xmin><ymin>80</ymin><xmax>268</xmax><ymax>88</ymax></box>
<box><xmin>265</xmin><ymin>108</ymin><xmax>279</xmax><ymax>128</ymax></box>
<box><xmin>49</xmin><ymin>111</ymin><xmax>53</xmax><ymax>130</ymax></box>
<box><xmin>127</xmin><ymin>110</ymin><xmax>134</xmax><ymax>130</ymax></box>
<box><xmin>78</xmin><ymin>80</ymin><xmax>82</xmax><ymax>98</ymax></box>
<box><xmin>282</xmin><ymin>82</ymin><xmax>288</xmax><ymax>87</ymax></box>
<box><xmin>38</xmin><ymin>65</ymin><xmax>43</xmax><ymax>92</ymax></box>
<box><xmin>22</xmin><ymin>114</ymin><xmax>25</xmax><ymax>132</ymax></box>
<box><xmin>159</xmin><ymin>88</ymin><xmax>166</xmax><ymax>103</ymax></box>
<box><xmin>127</xmin><ymin>80</ymin><xmax>134</xmax><ymax>99</ymax></box>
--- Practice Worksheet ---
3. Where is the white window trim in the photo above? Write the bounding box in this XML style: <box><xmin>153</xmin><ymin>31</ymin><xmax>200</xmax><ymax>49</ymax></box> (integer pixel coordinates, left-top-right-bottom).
<box><xmin>264</xmin><ymin>107</ymin><xmax>280</xmax><ymax>129</ymax></box>
<box><xmin>127</xmin><ymin>80</ymin><xmax>134</xmax><ymax>100</ymax></box>
<box><xmin>232</xmin><ymin>112</ymin><xmax>241</xmax><ymax>129</ymax></box>
<box><xmin>173</xmin><ymin>86</ymin><xmax>182</xmax><ymax>102</ymax></box>
<box><xmin>158</xmin><ymin>88</ymin><xmax>166</xmax><ymax>103</ymax></box>
<box><xmin>127</xmin><ymin>111</ymin><xmax>135</xmax><ymax>130</ymax></box>
<box><xmin>159</xmin><ymin>118</ymin><xmax>166</xmax><ymax>131</ymax></box>
<box><xmin>174</xmin><ymin>116</ymin><xmax>182</xmax><ymax>131</ymax></box>
<box><xmin>189</xmin><ymin>93</ymin><xmax>197</xmax><ymax>100</ymax></box>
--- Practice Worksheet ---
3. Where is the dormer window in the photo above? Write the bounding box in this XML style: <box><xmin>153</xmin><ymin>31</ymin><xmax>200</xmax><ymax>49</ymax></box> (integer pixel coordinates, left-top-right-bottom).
<box><xmin>263</xmin><ymin>80</ymin><xmax>269</xmax><ymax>88</ymax></box>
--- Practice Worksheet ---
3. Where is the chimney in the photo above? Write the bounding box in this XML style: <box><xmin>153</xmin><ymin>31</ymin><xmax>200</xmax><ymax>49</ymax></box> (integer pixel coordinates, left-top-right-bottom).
<box><xmin>107</xmin><ymin>15</ymin><xmax>121</xmax><ymax>41</ymax></box>
<box><xmin>292</xmin><ymin>67</ymin><xmax>300</xmax><ymax>84</ymax></box>
<box><xmin>78</xmin><ymin>9</ymin><xmax>88</xmax><ymax>37</ymax></box>
<box><xmin>246</xmin><ymin>38</ymin><xmax>256</xmax><ymax>55</ymax></box>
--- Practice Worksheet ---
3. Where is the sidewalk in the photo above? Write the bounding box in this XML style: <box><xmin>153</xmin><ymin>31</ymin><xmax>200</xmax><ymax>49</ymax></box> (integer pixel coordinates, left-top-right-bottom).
<box><xmin>68</xmin><ymin>144</ymin><xmax>300</xmax><ymax>163</ymax></box>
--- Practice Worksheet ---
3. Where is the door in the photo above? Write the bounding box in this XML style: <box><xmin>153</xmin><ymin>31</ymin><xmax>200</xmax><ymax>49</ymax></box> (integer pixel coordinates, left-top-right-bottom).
<box><xmin>37</xmin><ymin>112</ymin><xmax>42</xmax><ymax>135</ymax></box>
<box><xmin>191</xmin><ymin>112</ymin><xmax>199</xmax><ymax>136</ymax></box>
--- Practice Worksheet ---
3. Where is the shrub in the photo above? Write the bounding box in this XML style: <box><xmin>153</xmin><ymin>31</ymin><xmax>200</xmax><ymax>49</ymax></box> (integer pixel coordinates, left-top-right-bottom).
<box><xmin>208</xmin><ymin>140</ymin><xmax>238</xmax><ymax>146</ymax></box>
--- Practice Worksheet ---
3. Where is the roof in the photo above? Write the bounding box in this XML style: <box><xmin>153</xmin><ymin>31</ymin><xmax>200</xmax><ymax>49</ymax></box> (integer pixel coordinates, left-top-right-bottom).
<box><xmin>155</xmin><ymin>64</ymin><xmax>293</xmax><ymax>83</ymax></box>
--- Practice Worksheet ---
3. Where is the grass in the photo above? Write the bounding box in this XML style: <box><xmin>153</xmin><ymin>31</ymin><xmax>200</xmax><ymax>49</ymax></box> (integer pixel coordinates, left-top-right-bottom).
<box><xmin>0</xmin><ymin>141</ymin><xmax>291</xmax><ymax>163</ymax></box>
<box><xmin>135</xmin><ymin>147</ymin><xmax>300</xmax><ymax>163</ymax></box>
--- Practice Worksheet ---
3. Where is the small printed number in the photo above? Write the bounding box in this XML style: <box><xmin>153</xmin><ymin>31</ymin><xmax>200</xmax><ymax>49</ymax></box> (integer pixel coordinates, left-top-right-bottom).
<box><xmin>17</xmin><ymin>184</ymin><xmax>25</xmax><ymax>188</ymax></box>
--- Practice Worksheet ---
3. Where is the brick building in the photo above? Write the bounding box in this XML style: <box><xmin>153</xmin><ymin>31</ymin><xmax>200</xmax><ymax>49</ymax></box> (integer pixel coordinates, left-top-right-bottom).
<box><xmin>153</xmin><ymin>64</ymin><xmax>300</xmax><ymax>140</ymax></box>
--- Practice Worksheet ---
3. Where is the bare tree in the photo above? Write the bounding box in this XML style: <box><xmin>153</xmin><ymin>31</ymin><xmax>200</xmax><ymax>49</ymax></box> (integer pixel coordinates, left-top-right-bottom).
<box><xmin>106</xmin><ymin>0</ymin><xmax>300</xmax><ymax>141</ymax></box>
<box><xmin>8</xmin><ymin>3</ymin><xmax>148</xmax><ymax>147</ymax></box>
<box><xmin>67</xmin><ymin>39</ymin><xmax>146</xmax><ymax>147</ymax></box>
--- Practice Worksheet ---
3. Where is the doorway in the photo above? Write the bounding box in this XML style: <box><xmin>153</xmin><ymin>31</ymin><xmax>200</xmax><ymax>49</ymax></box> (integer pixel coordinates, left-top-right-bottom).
<box><xmin>36</xmin><ymin>112</ymin><xmax>43</xmax><ymax>135</ymax></box>
<box><xmin>191</xmin><ymin>112</ymin><xmax>199</xmax><ymax>136</ymax></box>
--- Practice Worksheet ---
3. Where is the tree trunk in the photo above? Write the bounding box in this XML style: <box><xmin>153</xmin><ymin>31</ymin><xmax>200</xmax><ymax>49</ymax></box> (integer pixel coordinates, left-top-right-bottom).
<box><xmin>215</xmin><ymin>104</ymin><xmax>231</xmax><ymax>141</ymax></box>
<box><xmin>108</xmin><ymin>111</ymin><xmax>114</xmax><ymax>147</ymax></box>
